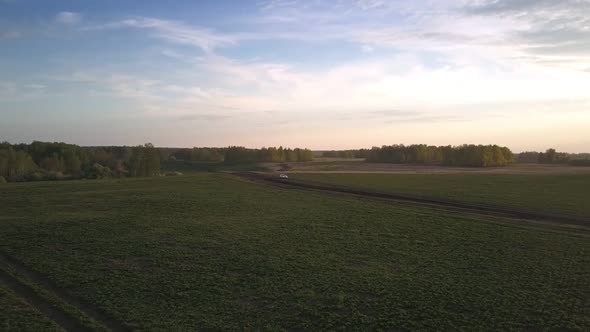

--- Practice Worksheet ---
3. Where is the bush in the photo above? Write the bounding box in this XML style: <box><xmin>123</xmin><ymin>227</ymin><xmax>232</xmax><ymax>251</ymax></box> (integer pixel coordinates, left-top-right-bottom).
<box><xmin>44</xmin><ymin>171</ymin><xmax>67</xmax><ymax>181</ymax></box>
<box><xmin>27</xmin><ymin>171</ymin><xmax>45</xmax><ymax>181</ymax></box>
<box><xmin>85</xmin><ymin>163</ymin><xmax>113</xmax><ymax>179</ymax></box>
<box><xmin>7</xmin><ymin>175</ymin><xmax>26</xmax><ymax>182</ymax></box>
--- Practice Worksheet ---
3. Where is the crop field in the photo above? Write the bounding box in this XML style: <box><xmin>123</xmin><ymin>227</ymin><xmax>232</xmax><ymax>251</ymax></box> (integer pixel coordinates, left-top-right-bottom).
<box><xmin>290</xmin><ymin>173</ymin><xmax>590</xmax><ymax>219</ymax></box>
<box><xmin>1</xmin><ymin>174</ymin><xmax>589</xmax><ymax>330</ymax></box>
<box><xmin>0</xmin><ymin>286</ymin><xmax>61</xmax><ymax>331</ymax></box>
<box><xmin>273</xmin><ymin>159</ymin><xmax>590</xmax><ymax>174</ymax></box>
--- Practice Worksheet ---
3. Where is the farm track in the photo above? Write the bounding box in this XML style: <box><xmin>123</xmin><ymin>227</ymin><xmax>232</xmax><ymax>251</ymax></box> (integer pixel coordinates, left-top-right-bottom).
<box><xmin>0</xmin><ymin>268</ymin><xmax>91</xmax><ymax>331</ymax></box>
<box><xmin>233</xmin><ymin>172</ymin><xmax>590</xmax><ymax>227</ymax></box>
<box><xmin>0</xmin><ymin>252</ymin><xmax>131</xmax><ymax>332</ymax></box>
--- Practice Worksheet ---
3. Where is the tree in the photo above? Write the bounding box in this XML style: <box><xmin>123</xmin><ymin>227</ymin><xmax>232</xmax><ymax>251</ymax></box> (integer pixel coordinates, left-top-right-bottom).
<box><xmin>128</xmin><ymin>143</ymin><xmax>161</xmax><ymax>177</ymax></box>
<box><xmin>367</xmin><ymin>144</ymin><xmax>513</xmax><ymax>167</ymax></box>
<box><xmin>539</xmin><ymin>148</ymin><xmax>569</xmax><ymax>164</ymax></box>
<box><xmin>0</xmin><ymin>148</ymin><xmax>38</xmax><ymax>179</ymax></box>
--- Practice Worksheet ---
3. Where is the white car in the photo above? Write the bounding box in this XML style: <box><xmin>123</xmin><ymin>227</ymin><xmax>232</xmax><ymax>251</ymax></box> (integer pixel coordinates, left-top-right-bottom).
<box><xmin>279</xmin><ymin>173</ymin><xmax>289</xmax><ymax>179</ymax></box>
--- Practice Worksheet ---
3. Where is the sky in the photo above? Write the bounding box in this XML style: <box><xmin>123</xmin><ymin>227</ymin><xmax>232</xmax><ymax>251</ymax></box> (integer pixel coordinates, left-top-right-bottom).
<box><xmin>0</xmin><ymin>0</ymin><xmax>589</xmax><ymax>152</ymax></box>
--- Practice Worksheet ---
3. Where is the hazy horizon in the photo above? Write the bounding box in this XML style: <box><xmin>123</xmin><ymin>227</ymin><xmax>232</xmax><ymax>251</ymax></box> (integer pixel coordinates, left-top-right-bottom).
<box><xmin>1</xmin><ymin>0</ymin><xmax>589</xmax><ymax>152</ymax></box>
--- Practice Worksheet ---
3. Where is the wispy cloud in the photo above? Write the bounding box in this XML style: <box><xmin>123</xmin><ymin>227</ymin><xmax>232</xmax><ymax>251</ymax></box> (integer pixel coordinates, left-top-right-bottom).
<box><xmin>465</xmin><ymin>0</ymin><xmax>590</xmax><ymax>70</ymax></box>
<box><xmin>465</xmin><ymin>0</ymin><xmax>590</xmax><ymax>15</ymax></box>
<box><xmin>0</xmin><ymin>81</ymin><xmax>16</xmax><ymax>96</ymax></box>
<box><xmin>85</xmin><ymin>17</ymin><xmax>236</xmax><ymax>53</ymax></box>
<box><xmin>0</xmin><ymin>81</ymin><xmax>50</xmax><ymax>100</ymax></box>
<box><xmin>1</xmin><ymin>30</ymin><xmax>20</xmax><ymax>39</ymax></box>
<box><xmin>55</xmin><ymin>11</ymin><xmax>81</xmax><ymax>25</ymax></box>
<box><xmin>253</xmin><ymin>0</ymin><xmax>590</xmax><ymax>71</ymax></box>
<box><xmin>356</xmin><ymin>0</ymin><xmax>386</xmax><ymax>10</ymax></box>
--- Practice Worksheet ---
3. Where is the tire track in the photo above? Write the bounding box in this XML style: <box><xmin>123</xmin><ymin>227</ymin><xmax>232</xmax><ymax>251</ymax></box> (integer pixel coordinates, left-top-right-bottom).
<box><xmin>232</xmin><ymin>172</ymin><xmax>590</xmax><ymax>227</ymax></box>
<box><xmin>0</xmin><ymin>252</ymin><xmax>131</xmax><ymax>331</ymax></box>
<box><xmin>0</xmin><ymin>268</ymin><xmax>91</xmax><ymax>331</ymax></box>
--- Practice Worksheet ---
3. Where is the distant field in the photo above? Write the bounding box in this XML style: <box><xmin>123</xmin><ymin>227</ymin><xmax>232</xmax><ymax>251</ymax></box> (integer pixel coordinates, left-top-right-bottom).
<box><xmin>0</xmin><ymin>174</ymin><xmax>589</xmax><ymax>330</ymax></box>
<box><xmin>274</xmin><ymin>160</ymin><xmax>590</xmax><ymax>174</ymax></box>
<box><xmin>290</xmin><ymin>173</ymin><xmax>590</xmax><ymax>218</ymax></box>
<box><xmin>161</xmin><ymin>160</ymin><xmax>270</xmax><ymax>173</ymax></box>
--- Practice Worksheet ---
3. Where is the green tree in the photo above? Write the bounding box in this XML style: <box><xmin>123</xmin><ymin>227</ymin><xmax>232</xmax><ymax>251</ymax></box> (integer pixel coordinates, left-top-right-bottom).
<box><xmin>128</xmin><ymin>143</ymin><xmax>161</xmax><ymax>177</ymax></box>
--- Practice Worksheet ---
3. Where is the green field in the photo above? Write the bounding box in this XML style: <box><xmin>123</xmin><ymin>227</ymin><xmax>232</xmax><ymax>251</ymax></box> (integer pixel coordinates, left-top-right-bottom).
<box><xmin>0</xmin><ymin>286</ymin><xmax>62</xmax><ymax>331</ymax></box>
<box><xmin>291</xmin><ymin>173</ymin><xmax>590</xmax><ymax>218</ymax></box>
<box><xmin>161</xmin><ymin>160</ymin><xmax>270</xmax><ymax>173</ymax></box>
<box><xmin>1</xmin><ymin>174</ymin><xmax>589</xmax><ymax>330</ymax></box>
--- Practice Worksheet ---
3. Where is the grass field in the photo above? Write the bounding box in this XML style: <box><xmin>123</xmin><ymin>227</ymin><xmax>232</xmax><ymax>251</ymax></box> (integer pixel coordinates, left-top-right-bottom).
<box><xmin>0</xmin><ymin>286</ymin><xmax>62</xmax><ymax>331</ymax></box>
<box><xmin>273</xmin><ymin>159</ymin><xmax>590</xmax><ymax>174</ymax></box>
<box><xmin>161</xmin><ymin>160</ymin><xmax>270</xmax><ymax>173</ymax></box>
<box><xmin>1</xmin><ymin>174</ymin><xmax>589</xmax><ymax>330</ymax></box>
<box><xmin>291</xmin><ymin>173</ymin><xmax>590</xmax><ymax>218</ymax></box>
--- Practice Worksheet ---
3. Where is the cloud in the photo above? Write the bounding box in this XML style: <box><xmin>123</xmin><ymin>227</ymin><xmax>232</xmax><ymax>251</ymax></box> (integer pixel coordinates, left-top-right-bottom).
<box><xmin>464</xmin><ymin>0</ymin><xmax>590</xmax><ymax>69</ymax></box>
<box><xmin>25</xmin><ymin>84</ymin><xmax>46</xmax><ymax>89</ymax></box>
<box><xmin>323</xmin><ymin>108</ymin><xmax>466</xmax><ymax>124</ymax></box>
<box><xmin>252</xmin><ymin>0</ymin><xmax>590</xmax><ymax>71</ymax></box>
<box><xmin>361</xmin><ymin>45</ymin><xmax>374</xmax><ymax>53</ymax></box>
<box><xmin>0</xmin><ymin>81</ymin><xmax>16</xmax><ymax>96</ymax></box>
<box><xmin>55</xmin><ymin>11</ymin><xmax>81</xmax><ymax>25</ymax></box>
<box><xmin>51</xmin><ymin>71</ymin><xmax>166</xmax><ymax>102</ymax></box>
<box><xmin>368</xmin><ymin>110</ymin><xmax>419</xmax><ymax>117</ymax></box>
<box><xmin>465</xmin><ymin>0</ymin><xmax>590</xmax><ymax>15</ymax></box>
<box><xmin>260</xmin><ymin>0</ymin><xmax>299</xmax><ymax>11</ymax></box>
<box><xmin>0</xmin><ymin>81</ymin><xmax>50</xmax><ymax>100</ymax></box>
<box><xmin>174</xmin><ymin>113</ymin><xmax>234</xmax><ymax>121</ymax></box>
<box><xmin>356</xmin><ymin>0</ymin><xmax>387</xmax><ymax>10</ymax></box>
<box><xmin>0</xmin><ymin>30</ymin><xmax>20</xmax><ymax>39</ymax></box>
<box><xmin>86</xmin><ymin>17</ymin><xmax>236</xmax><ymax>53</ymax></box>
<box><xmin>383</xmin><ymin>114</ymin><xmax>464</xmax><ymax>124</ymax></box>
<box><xmin>40</xmin><ymin>2</ymin><xmax>590</xmax><ymax>135</ymax></box>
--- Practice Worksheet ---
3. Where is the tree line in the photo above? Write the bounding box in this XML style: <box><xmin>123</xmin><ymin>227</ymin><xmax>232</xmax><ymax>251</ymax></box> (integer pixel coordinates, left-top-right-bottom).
<box><xmin>4</xmin><ymin>141</ymin><xmax>585</xmax><ymax>183</ymax></box>
<box><xmin>321</xmin><ymin>150</ymin><xmax>370</xmax><ymax>159</ymax></box>
<box><xmin>161</xmin><ymin>147</ymin><xmax>225</xmax><ymax>162</ymax></box>
<box><xmin>224</xmin><ymin>146</ymin><xmax>313</xmax><ymax>164</ymax></box>
<box><xmin>516</xmin><ymin>149</ymin><xmax>590</xmax><ymax>166</ymax></box>
<box><xmin>0</xmin><ymin>141</ymin><xmax>160</xmax><ymax>182</ymax></box>
<box><xmin>0</xmin><ymin>142</ymin><xmax>315</xmax><ymax>182</ymax></box>
<box><xmin>365</xmin><ymin>144</ymin><xmax>513</xmax><ymax>167</ymax></box>
<box><xmin>161</xmin><ymin>146</ymin><xmax>314</xmax><ymax>164</ymax></box>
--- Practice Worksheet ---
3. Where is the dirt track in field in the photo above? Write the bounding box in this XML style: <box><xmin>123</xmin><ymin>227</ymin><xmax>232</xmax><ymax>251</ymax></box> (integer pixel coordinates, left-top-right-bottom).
<box><xmin>0</xmin><ymin>252</ymin><xmax>131</xmax><ymax>332</ymax></box>
<box><xmin>0</xmin><ymin>268</ymin><xmax>91</xmax><ymax>331</ymax></box>
<box><xmin>233</xmin><ymin>172</ymin><xmax>590</xmax><ymax>227</ymax></box>
<box><xmin>263</xmin><ymin>161</ymin><xmax>590</xmax><ymax>174</ymax></box>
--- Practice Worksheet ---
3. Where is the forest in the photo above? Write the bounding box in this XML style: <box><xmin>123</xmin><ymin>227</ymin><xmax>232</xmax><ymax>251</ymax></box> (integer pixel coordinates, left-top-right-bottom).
<box><xmin>3</xmin><ymin>141</ymin><xmax>588</xmax><ymax>183</ymax></box>
<box><xmin>223</xmin><ymin>146</ymin><xmax>314</xmax><ymax>164</ymax></box>
<box><xmin>0</xmin><ymin>142</ymin><xmax>314</xmax><ymax>182</ymax></box>
<box><xmin>162</xmin><ymin>146</ymin><xmax>314</xmax><ymax>164</ymax></box>
<box><xmin>321</xmin><ymin>150</ymin><xmax>370</xmax><ymax>159</ymax></box>
<box><xmin>325</xmin><ymin>146</ymin><xmax>590</xmax><ymax>167</ymax></box>
<box><xmin>515</xmin><ymin>149</ymin><xmax>590</xmax><ymax>165</ymax></box>
<box><xmin>0</xmin><ymin>141</ymin><xmax>161</xmax><ymax>182</ymax></box>
<box><xmin>365</xmin><ymin>144</ymin><xmax>513</xmax><ymax>167</ymax></box>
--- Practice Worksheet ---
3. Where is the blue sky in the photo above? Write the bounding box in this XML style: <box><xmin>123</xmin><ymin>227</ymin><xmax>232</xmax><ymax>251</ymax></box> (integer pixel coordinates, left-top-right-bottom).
<box><xmin>1</xmin><ymin>0</ymin><xmax>589</xmax><ymax>151</ymax></box>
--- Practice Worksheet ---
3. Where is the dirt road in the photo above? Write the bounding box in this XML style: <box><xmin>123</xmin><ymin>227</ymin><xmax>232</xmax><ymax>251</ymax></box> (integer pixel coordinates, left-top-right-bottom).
<box><xmin>233</xmin><ymin>172</ymin><xmax>590</xmax><ymax>227</ymax></box>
